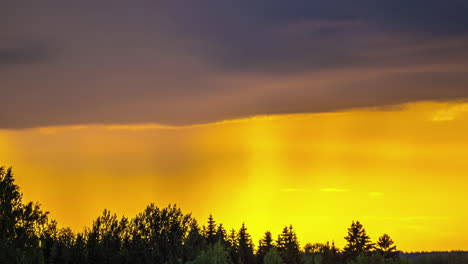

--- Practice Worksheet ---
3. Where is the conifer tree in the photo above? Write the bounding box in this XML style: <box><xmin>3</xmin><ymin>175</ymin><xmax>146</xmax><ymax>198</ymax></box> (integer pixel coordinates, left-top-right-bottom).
<box><xmin>206</xmin><ymin>215</ymin><xmax>218</xmax><ymax>245</ymax></box>
<box><xmin>375</xmin><ymin>234</ymin><xmax>398</xmax><ymax>261</ymax></box>
<box><xmin>276</xmin><ymin>226</ymin><xmax>301</xmax><ymax>264</ymax></box>
<box><xmin>227</xmin><ymin>229</ymin><xmax>239</xmax><ymax>263</ymax></box>
<box><xmin>217</xmin><ymin>223</ymin><xmax>228</xmax><ymax>245</ymax></box>
<box><xmin>237</xmin><ymin>223</ymin><xmax>255</xmax><ymax>264</ymax></box>
<box><xmin>184</xmin><ymin>220</ymin><xmax>207</xmax><ymax>262</ymax></box>
<box><xmin>0</xmin><ymin>167</ymin><xmax>48</xmax><ymax>263</ymax></box>
<box><xmin>257</xmin><ymin>231</ymin><xmax>274</xmax><ymax>264</ymax></box>
<box><xmin>343</xmin><ymin>221</ymin><xmax>373</xmax><ymax>261</ymax></box>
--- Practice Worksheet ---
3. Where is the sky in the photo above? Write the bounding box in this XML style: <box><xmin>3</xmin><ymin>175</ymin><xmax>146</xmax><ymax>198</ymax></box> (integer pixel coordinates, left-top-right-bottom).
<box><xmin>2</xmin><ymin>0</ymin><xmax>468</xmax><ymax>251</ymax></box>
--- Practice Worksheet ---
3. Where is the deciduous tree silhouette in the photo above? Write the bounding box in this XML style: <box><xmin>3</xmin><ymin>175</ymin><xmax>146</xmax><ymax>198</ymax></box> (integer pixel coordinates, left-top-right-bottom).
<box><xmin>130</xmin><ymin>203</ymin><xmax>192</xmax><ymax>264</ymax></box>
<box><xmin>188</xmin><ymin>241</ymin><xmax>232</xmax><ymax>264</ymax></box>
<box><xmin>86</xmin><ymin>209</ymin><xmax>128</xmax><ymax>263</ymax></box>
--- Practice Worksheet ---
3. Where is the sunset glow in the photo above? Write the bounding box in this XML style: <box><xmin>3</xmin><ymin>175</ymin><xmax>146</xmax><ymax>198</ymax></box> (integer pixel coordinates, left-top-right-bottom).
<box><xmin>2</xmin><ymin>101</ymin><xmax>468</xmax><ymax>251</ymax></box>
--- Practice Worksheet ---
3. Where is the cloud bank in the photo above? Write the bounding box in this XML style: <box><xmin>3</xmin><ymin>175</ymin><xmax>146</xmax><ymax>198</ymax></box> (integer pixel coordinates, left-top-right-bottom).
<box><xmin>2</xmin><ymin>0</ymin><xmax>468</xmax><ymax>128</ymax></box>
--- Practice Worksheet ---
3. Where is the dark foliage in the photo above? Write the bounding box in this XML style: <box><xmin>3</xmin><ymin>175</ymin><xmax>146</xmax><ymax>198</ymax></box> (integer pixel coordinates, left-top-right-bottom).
<box><xmin>0</xmin><ymin>167</ymin><xmax>465</xmax><ymax>264</ymax></box>
<box><xmin>257</xmin><ymin>231</ymin><xmax>274</xmax><ymax>264</ymax></box>
<box><xmin>375</xmin><ymin>234</ymin><xmax>399</xmax><ymax>261</ymax></box>
<box><xmin>277</xmin><ymin>226</ymin><xmax>302</xmax><ymax>264</ymax></box>
<box><xmin>343</xmin><ymin>221</ymin><xmax>373</xmax><ymax>261</ymax></box>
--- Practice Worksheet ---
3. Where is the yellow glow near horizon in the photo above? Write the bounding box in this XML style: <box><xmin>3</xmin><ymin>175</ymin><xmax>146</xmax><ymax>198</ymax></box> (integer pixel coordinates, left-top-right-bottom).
<box><xmin>1</xmin><ymin>101</ymin><xmax>468</xmax><ymax>251</ymax></box>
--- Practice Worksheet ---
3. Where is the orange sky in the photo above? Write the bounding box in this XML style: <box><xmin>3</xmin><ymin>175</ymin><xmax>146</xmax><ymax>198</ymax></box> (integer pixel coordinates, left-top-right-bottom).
<box><xmin>1</xmin><ymin>100</ymin><xmax>468</xmax><ymax>251</ymax></box>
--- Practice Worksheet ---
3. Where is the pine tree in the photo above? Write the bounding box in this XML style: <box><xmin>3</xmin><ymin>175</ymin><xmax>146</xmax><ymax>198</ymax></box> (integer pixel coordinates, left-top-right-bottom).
<box><xmin>0</xmin><ymin>167</ymin><xmax>21</xmax><ymax>240</ymax></box>
<box><xmin>257</xmin><ymin>231</ymin><xmax>274</xmax><ymax>264</ymax></box>
<box><xmin>227</xmin><ymin>229</ymin><xmax>238</xmax><ymax>263</ymax></box>
<box><xmin>343</xmin><ymin>221</ymin><xmax>373</xmax><ymax>261</ymax></box>
<box><xmin>216</xmin><ymin>224</ymin><xmax>228</xmax><ymax>245</ymax></box>
<box><xmin>237</xmin><ymin>223</ymin><xmax>255</xmax><ymax>264</ymax></box>
<box><xmin>375</xmin><ymin>234</ymin><xmax>398</xmax><ymax>261</ymax></box>
<box><xmin>206</xmin><ymin>215</ymin><xmax>218</xmax><ymax>245</ymax></box>
<box><xmin>276</xmin><ymin>226</ymin><xmax>301</xmax><ymax>264</ymax></box>
<box><xmin>0</xmin><ymin>167</ymin><xmax>48</xmax><ymax>263</ymax></box>
<box><xmin>184</xmin><ymin>220</ymin><xmax>207</xmax><ymax>262</ymax></box>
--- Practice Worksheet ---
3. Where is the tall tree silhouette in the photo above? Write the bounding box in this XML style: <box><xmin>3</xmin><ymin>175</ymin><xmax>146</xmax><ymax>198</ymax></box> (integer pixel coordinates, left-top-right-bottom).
<box><xmin>0</xmin><ymin>167</ymin><xmax>21</xmax><ymax>239</ymax></box>
<box><xmin>257</xmin><ymin>231</ymin><xmax>274</xmax><ymax>264</ymax></box>
<box><xmin>237</xmin><ymin>223</ymin><xmax>255</xmax><ymax>264</ymax></box>
<box><xmin>343</xmin><ymin>221</ymin><xmax>373</xmax><ymax>261</ymax></box>
<box><xmin>216</xmin><ymin>223</ymin><xmax>228</xmax><ymax>246</ymax></box>
<box><xmin>375</xmin><ymin>234</ymin><xmax>399</xmax><ymax>261</ymax></box>
<box><xmin>276</xmin><ymin>226</ymin><xmax>301</xmax><ymax>264</ymax></box>
<box><xmin>227</xmin><ymin>229</ymin><xmax>239</xmax><ymax>263</ymax></box>
<box><xmin>184</xmin><ymin>220</ymin><xmax>206</xmax><ymax>262</ymax></box>
<box><xmin>0</xmin><ymin>166</ymin><xmax>48</xmax><ymax>263</ymax></box>
<box><xmin>206</xmin><ymin>214</ymin><xmax>218</xmax><ymax>245</ymax></box>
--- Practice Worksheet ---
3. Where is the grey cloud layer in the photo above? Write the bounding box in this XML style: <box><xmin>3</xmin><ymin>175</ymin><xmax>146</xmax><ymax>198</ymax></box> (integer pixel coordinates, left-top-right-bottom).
<box><xmin>0</xmin><ymin>41</ymin><xmax>52</xmax><ymax>67</ymax></box>
<box><xmin>2</xmin><ymin>0</ymin><xmax>468</xmax><ymax>128</ymax></box>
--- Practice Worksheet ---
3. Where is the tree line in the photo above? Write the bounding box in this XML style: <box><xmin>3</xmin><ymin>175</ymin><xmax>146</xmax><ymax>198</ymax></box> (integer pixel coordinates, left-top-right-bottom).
<box><xmin>1</xmin><ymin>167</ymin><xmax>466</xmax><ymax>264</ymax></box>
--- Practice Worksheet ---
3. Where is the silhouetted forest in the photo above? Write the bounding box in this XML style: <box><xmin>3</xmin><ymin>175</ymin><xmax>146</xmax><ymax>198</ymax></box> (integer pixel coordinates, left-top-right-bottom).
<box><xmin>1</xmin><ymin>166</ymin><xmax>467</xmax><ymax>264</ymax></box>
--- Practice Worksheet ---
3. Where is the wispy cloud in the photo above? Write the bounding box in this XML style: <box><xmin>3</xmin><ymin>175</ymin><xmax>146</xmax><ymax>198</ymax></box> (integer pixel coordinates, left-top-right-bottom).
<box><xmin>369</xmin><ymin>192</ymin><xmax>384</xmax><ymax>197</ymax></box>
<box><xmin>35</xmin><ymin>125</ymin><xmax>87</xmax><ymax>135</ymax></box>
<box><xmin>280</xmin><ymin>188</ymin><xmax>303</xmax><ymax>193</ymax></box>
<box><xmin>320</xmin><ymin>188</ymin><xmax>347</xmax><ymax>193</ymax></box>
<box><xmin>365</xmin><ymin>216</ymin><xmax>450</xmax><ymax>222</ymax></box>
<box><xmin>431</xmin><ymin>103</ymin><xmax>468</xmax><ymax>122</ymax></box>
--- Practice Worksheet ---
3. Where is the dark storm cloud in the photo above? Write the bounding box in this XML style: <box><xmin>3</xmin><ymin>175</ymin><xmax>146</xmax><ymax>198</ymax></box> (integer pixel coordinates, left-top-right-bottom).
<box><xmin>1</xmin><ymin>0</ymin><xmax>468</xmax><ymax>128</ymax></box>
<box><xmin>0</xmin><ymin>42</ymin><xmax>52</xmax><ymax>67</ymax></box>
<box><xmin>167</xmin><ymin>0</ymin><xmax>468</xmax><ymax>71</ymax></box>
